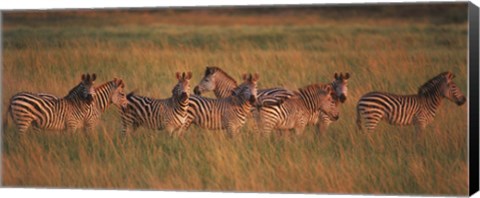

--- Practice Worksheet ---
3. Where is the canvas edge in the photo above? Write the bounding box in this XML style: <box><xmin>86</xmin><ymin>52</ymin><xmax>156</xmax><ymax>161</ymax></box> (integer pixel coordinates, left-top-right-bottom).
<box><xmin>468</xmin><ymin>1</ymin><xmax>480</xmax><ymax>196</ymax></box>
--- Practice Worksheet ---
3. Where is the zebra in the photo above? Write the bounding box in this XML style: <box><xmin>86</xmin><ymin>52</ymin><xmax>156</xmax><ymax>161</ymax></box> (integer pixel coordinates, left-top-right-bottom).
<box><xmin>193</xmin><ymin>66</ymin><xmax>349</xmax><ymax>133</ymax></box>
<box><xmin>34</xmin><ymin>78</ymin><xmax>128</xmax><ymax>132</ymax></box>
<box><xmin>121</xmin><ymin>72</ymin><xmax>192</xmax><ymax>136</ymax></box>
<box><xmin>356</xmin><ymin>71</ymin><xmax>466</xmax><ymax>133</ymax></box>
<box><xmin>85</xmin><ymin>78</ymin><xmax>128</xmax><ymax>131</ymax></box>
<box><xmin>315</xmin><ymin>72</ymin><xmax>350</xmax><ymax>133</ymax></box>
<box><xmin>193</xmin><ymin>66</ymin><xmax>293</xmax><ymax>106</ymax></box>
<box><xmin>256</xmin><ymin>83</ymin><xmax>339</xmax><ymax>135</ymax></box>
<box><xmin>184</xmin><ymin>73</ymin><xmax>259</xmax><ymax>137</ymax></box>
<box><xmin>5</xmin><ymin>73</ymin><xmax>97</xmax><ymax>133</ymax></box>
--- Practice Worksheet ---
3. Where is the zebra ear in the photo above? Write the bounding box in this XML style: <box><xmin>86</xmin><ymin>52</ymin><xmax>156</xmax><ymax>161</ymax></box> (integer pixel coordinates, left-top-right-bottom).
<box><xmin>345</xmin><ymin>72</ymin><xmax>350</xmax><ymax>79</ymax></box>
<box><xmin>176</xmin><ymin>72</ymin><xmax>181</xmax><ymax>80</ymax></box>
<box><xmin>182</xmin><ymin>72</ymin><xmax>186</xmax><ymax>79</ymax></box>
<box><xmin>186</xmin><ymin>72</ymin><xmax>192</xmax><ymax>80</ymax></box>
<box><xmin>334</xmin><ymin>72</ymin><xmax>338</xmax><ymax>79</ymax></box>
<box><xmin>252</xmin><ymin>73</ymin><xmax>259</xmax><ymax>82</ymax></box>
<box><xmin>325</xmin><ymin>86</ymin><xmax>332</xmax><ymax>94</ymax></box>
<box><xmin>81</xmin><ymin>74</ymin><xmax>86</xmax><ymax>81</ymax></box>
<box><xmin>118</xmin><ymin>79</ymin><xmax>125</xmax><ymax>88</ymax></box>
<box><xmin>92</xmin><ymin>73</ymin><xmax>96</xmax><ymax>81</ymax></box>
<box><xmin>445</xmin><ymin>71</ymin><xmax>455</xmax><ymax>80</ymax></box>
<box><xmin>206</xmin><ymin>67</ymin><xmax>215</xmax><ymax>76</ymax></box>
<box><xmin>242</xmin><ymin>74</ymin><xmax>248</xmax><ymax>81</ymax></box>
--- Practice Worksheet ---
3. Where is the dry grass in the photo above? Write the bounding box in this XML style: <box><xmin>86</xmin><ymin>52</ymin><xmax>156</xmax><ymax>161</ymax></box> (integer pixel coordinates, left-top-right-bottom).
<box><xmin>1</xmin><ymin>4</ymin><xmax>469</xmax><ymax>195</ymax></box>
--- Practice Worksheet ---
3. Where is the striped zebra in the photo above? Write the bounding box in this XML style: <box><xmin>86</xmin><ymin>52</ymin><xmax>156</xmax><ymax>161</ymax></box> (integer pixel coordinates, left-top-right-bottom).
<box><xmin>85</xmin><ymin>78</ymin><xmax>128</xmax><ymax>131</ymax></box>
<box><xmin>193</xmin><ymin>67</ymin><xmax>349</xmax><ymax>133</ymax></box>
<box><xmin>5</xmin><ymin>73</ymin><xmax>97</xmax><ymax>133</ymax></box>
<box><xmin>356</xmin><ymin>71</ymin><xmax>466</xmax><ymax>132</ymax></box>
<box><xmin>34</xmin><ymin>78</ymin><xmax>128</xmax><ymax>131</ymax></box>
<box><xmin>256</xmin><ymin>83</ymin><xmax>339</xmax><ymax>135</ymax></box>
<box><xmin>121</xmin><ymin>72</ymin><xmax>192</xmax><ymax>136</ymax></box>
<box><xmin>315</xmin><ymin>72</ymin><xmax>350</xmax><ymax>132</ymax></box>
<box><xmin>184</xmin><ymin>73</ymin><xmax>259</xmax><ymax>137</ymax></box>
<box><xmin>193</xmin><ymin>66</ymin><xmax>293</xmax><ymax>106</ymax></box>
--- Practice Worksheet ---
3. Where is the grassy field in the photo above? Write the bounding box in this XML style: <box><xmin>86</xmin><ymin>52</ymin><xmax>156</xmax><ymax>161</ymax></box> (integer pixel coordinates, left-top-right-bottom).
<box><xmin>1</xmin><ymin>4</ymin><xmax>469</xmax><ymax>195</ymax></box>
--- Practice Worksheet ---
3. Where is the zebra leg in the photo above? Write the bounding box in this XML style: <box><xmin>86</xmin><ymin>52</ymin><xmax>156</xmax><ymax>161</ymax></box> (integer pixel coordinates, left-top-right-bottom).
<box><xmin>121</xmin><ymin>116</ymin><xmax>134</xmax><ymax>136</ymax></box>
<box><xmin>85</xmin><ymin>122</ymin><xmax>96</xmax><ymax>133</ymax></box>
<box><xmin>294</xmin><ymin>121</ymin><xmax>307</xmax><ymax>136</ymax></box>
<box><xmin>166</xmin><ymin>125</ymin><xmax>181</xmax><ymax>138</ymax></box>
<box><xmin>360</xmin><ymin>110</ymin><xmax>383</xmax><ymax>133</ymax></box>
<box><xmin>226</xmin><ymin>125</ymin><xmax>241</xmax><ymax>139</ymax></box>
<box><xmin>414</xmin><ymin>119</ymin><xmax>427</xmax><ymax>141</ymax></box>
<box><xmin>356</xmin><ymin>108</ymin><xmax>363</xmax><ymax>132</ymax></box>
<box><xmin>316</xmin><ymin>122</ymin><xmax>330</xmax><ymax>137</ymax></box>
<box><xmin>13</xmin><ymin>116</ymin><xmax>34</xmax><ymax>134</ymax></box>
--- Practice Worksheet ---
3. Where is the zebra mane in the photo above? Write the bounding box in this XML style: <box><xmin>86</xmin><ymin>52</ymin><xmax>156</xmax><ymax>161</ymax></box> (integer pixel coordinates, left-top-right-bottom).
<box><xmin>206</xmin><ymin>66</ymin><xmax>237</xmax><ymax>85</ymax></box>
<box><xmin>65</xmin><ymin>82</ymin><xmax>84</xmax><ymax>98</ymax></box>
<box><xmin>417</xmin><ymin>72</ymin><xmax>448</xmax><ymax>95</ymax></box>
<box><xmin>127</xmin><ymin>91</ymin><xmax>136</xmax><ymax>99</ymax></box>
<box><xmin>95</xmin><ymin>80</ymin><xmax>116</xmax><ymax>91</ymax></box>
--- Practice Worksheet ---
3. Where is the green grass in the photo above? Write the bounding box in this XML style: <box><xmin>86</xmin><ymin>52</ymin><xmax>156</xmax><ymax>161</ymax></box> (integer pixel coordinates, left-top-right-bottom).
<box><xmin>2</xmin><ymin>6</ymin><xmax>469</xmax><ymax>195</ymax></box>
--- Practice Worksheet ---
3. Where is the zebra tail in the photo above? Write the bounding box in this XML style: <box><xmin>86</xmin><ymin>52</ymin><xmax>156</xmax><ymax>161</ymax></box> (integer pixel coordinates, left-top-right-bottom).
<box><xmin>356</xmin><ymin>105</ymin><xmax>362</xmax><ymax>131</ymax></box>
<box><xmin>3</xmin><ymin>104</ymin><xmax>11</xmax><ymax>132</ymax></box>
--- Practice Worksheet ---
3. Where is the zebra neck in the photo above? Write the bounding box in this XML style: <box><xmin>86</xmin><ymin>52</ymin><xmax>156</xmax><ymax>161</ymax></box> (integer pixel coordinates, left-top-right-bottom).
<box><xmin>95</xmin><ymin>82</ymin><xmax>116</xmax><ymax>112</ymax></box>
<box><xmin>229</xmin><ymin>96</ymin><xmax>253</xmax><ymax>111</ymax></box>
<box><xmin>171</xmin><ymin>96</ymin><xmax>190</xmax><ymax>110</ymax></box>
<box><xmin>214</xmin><ymin>80</ymin><xmax>237</xmax><ymax>98</ymax></box>
<box><xmin>64</xmin><ymin>86</ymin><xmax>88</xmax><ymax>106</ymax></box>
<box><xmin>299</xmin><ymin>91</ymin><xmax>321</xmax><ymax>111</ymax></box>
<box><xmin>420</xmin><ymin>90</ymin><xmax>443</xmax><ymax>116</ymax></box>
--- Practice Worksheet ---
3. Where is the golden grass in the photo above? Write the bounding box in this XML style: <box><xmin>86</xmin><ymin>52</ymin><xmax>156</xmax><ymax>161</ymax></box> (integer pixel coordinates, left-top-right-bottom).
<box><xmin>2</xmin><ymin>6</ymin><xmax>469</xmax><ymax>195</ymax></box>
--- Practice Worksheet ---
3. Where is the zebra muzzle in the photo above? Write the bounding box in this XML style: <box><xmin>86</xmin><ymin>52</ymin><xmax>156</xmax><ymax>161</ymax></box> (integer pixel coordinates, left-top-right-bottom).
<box><xmin>193</xmin><ymin>86</ymin><xmax>202</xmax><ymax>95</ymax></box>
<box><xmin>86</xmin><ymin>95</ymin><xmax>94</xmax><ymax>104</ymax></box>
<box><xmin>339</xmin><ymin>94</ymin><xmax>347</xmax><ymax>103</ymax></box>
<box><xmin>457</xmin><ymin>97</ymin><xmax>466</xmax><ymax>106</ymax></box>
<box><xmin>332</xmin><ymin>115</ymin><xmax>339</xmax><ymax>121</ymax></box>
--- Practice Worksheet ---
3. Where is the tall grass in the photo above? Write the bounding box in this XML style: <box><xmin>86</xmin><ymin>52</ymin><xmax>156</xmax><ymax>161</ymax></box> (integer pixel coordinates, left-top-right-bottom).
<box><xmin>2</xmin><ymin>6</ymin><xmax>468</xmax><ymax>195</ymax></box>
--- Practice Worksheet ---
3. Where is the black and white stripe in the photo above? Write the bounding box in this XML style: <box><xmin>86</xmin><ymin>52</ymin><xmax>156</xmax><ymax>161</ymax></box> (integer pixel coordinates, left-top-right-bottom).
<box><xmin>184</xmin><ymin>73</ymin><xmax>259</xmax><ymax>137</ymax></box>
<box><xmin>257</xmin><ymin>83</ymin><xmax>339</xmax><ymax>135</ymax></box>
<box><xmin>6</xmin><ymin>73</ymin><xmax>97</xmax><ymax>133</ymax></box>
<box><xmin>84</xmin><ymin>78</ymin><xmax>128</xmax><ymax>131</ymax></box>
<box><xmin>356</xmin><ymin>71</ymin><xmax>466</xmax><ymax>132</ymax></box>
<box><xmin>315</xmin><ymin>72</ymin><xmax>350</xmax><ymax>132</ymax></box>
<box><xmin>193</xmin><ymin>66</ymin><xmax>293</xmax><ymax>105</ymax></box>
<box><xmin>121</xmin><ymin>72</ymin><xmax>192</xmax><ymax>136</ymax></box>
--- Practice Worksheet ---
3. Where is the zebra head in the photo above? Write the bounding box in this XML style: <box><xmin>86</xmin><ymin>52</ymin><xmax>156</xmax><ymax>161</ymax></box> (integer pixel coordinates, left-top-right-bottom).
<box><xmin>193</xmin><ymin>66</ymin><xmax>237</xmax><ymax>98</ymax></box>
<box><xmin>80</xmin><ymin>73</ymin><xmax>96</xmax><ymax>104</ymax></box>
<box><xmin>111</xmin><ymin>78</ymin><xmax>128</xmax><ymax>111</ymax></box>
<box><xmin>442</xmin><ymin>72</ymin><xmax>466</xmax><ymax>106</ymax></box>
<box><xmin>194</xmin><ymin>66</ymin><xmax>219</xmax><ymax>96</ymax></box>
<box><xmin>232</xmin><ymin>73</ymin><xmax>259</xmax><ymax>105</ymax></box>
<box><xmin>174</xmin><ymin>71</ymin><xmax>192</xmax><ymax>102</ymax></box>
<box><xmin>319</xmin><ymin>86</ymin><xmax>340</xmax><ymax>121</ymax></box>
<box><xmin>333</xmin><ymin>72</ymin><xmax>350</xmax><ymax>103</ymax></box>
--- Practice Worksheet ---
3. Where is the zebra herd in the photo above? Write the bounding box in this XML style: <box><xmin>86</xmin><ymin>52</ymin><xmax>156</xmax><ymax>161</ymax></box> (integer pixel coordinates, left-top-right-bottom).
<box><xmin>4</xmin><ymin>68</ymin><xmax>466</xmax><ymax>138</ymax></box>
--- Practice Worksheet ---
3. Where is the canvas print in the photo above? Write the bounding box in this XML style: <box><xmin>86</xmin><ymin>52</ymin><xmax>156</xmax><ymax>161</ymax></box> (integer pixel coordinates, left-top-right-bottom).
<box><xmin>1</xmin><ymin>3</ymin><xmax>470</xmax><ymax>196</ymax></box>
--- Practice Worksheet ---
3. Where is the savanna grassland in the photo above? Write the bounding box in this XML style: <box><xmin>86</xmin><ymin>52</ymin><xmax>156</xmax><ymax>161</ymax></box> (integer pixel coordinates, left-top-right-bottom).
<box><xmin>1</xmin><ymin>4</ymin><xmax>469</xmax><ymax>195</ymax></box>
